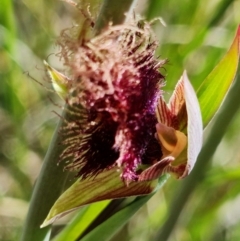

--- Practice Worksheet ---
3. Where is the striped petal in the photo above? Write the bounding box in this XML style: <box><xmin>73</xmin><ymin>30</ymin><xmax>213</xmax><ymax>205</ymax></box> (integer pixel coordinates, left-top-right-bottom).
<box><xmin>41</xmin><ymin>167</ymin><xmax>162</xmax><ymax>227</ymax></box>
<box><xmin>140</xmin><ymin>71</ymin><xmax>202</xmax><ymax>180</ymax></box>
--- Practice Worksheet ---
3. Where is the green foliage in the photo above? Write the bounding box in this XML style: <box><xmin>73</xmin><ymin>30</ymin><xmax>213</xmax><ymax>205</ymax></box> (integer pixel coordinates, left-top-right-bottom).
<box><xmin>52</xmin><ymin>201</ymin><xmax>110</xmax><ymax>241</ymax></box>
<box><xmin>197</xmin><ymin>26</ymin><xmax>240</xmax><ymax>126</ymax></box>
<box><xmin>1</xmin><ymin>0</ymin><xmax>240</xmax><ymax>241</ymax></box>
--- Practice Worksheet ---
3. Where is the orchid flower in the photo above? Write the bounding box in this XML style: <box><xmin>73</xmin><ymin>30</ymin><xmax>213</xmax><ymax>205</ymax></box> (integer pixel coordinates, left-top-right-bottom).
<box><xmin>41</xmin><ymin>19</ymin><xmax>203</xmax><ymax>227</ymax></box>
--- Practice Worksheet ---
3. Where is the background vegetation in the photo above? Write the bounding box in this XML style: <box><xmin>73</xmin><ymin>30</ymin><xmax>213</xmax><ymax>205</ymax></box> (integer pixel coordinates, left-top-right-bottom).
<box><xmin>0</xmin><ymin>0</ymin><xmax>240</xmax><ymax>240</ymax></box>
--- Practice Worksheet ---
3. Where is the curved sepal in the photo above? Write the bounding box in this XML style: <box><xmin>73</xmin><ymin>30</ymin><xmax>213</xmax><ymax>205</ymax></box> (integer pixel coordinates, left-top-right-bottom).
<box><xmin>181</xmin><ymin>71</ymin><xmax>203</xmax><ymax>176</ymax></box>
<box><xmin>44</xmin><ymin>60</ymin><xmax>70</xmax><ymax>99</ymax></box>
<box><xmin>41</xmin><ymin>167</ymin><xmax>161</xmax><ymax>227</ymax></box>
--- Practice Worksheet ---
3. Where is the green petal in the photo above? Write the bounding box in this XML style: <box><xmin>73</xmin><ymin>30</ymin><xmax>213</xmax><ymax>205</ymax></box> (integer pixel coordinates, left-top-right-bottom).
<box><xmin>41</xmin><ymin>168</ymin><xmax>161</xmax><ymax>227</ymax></box>
<box><xmin>197</xmin><ymin>26</ymin><xmax>240</xmax><ymax>127</ymax></box>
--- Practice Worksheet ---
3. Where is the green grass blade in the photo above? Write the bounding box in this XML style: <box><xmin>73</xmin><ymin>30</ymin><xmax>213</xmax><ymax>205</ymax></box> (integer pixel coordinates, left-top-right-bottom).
<box><xmin>0</xmin><ymin>0</ymin><xmax>16</xmax><ymax>51</ymax></box>
<box><xmin>52</xmin><ymin>201</ymin><xmax>110</xmax><ymax>241</ymax></box>
<box><xmin>20</xmin><ymin>116</ymin><xmax>69</xmax><ymax>241</ymax></box>
<box><xmin>197</xmin><ymin>26</ymin><xmax>240</xmax><ymax>126</ymax></box>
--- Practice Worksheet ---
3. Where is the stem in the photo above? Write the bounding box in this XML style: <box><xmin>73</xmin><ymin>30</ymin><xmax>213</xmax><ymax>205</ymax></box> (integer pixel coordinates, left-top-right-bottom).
<box><xmin>20</xmin><ymin>114</ymin><xmax>69</xmax><ymax>241</ymax></box>
<box><xmin>155</xmin><ymin>72</ymin><xmax>240</xmax><ymax>241</ymax></box>
<box><xmin>94</xmin><ymin>0</ymin><xmax>136</xmax><ymax>35</ymax></box>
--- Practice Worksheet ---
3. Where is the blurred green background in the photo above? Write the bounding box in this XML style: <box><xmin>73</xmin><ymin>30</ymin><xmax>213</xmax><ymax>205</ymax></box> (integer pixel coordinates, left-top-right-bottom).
<box><xmin>1</xmin><ymin>0</ymin><xmax>240</xmax><ymax>240</ymax></box>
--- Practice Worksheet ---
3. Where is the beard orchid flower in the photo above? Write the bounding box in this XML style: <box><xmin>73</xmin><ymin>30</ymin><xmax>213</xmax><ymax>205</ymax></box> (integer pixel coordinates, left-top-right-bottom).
<box><xmin>41</xmin><ymin>19</ymin><xmax>203</xmax><ymax>227</ymax></box>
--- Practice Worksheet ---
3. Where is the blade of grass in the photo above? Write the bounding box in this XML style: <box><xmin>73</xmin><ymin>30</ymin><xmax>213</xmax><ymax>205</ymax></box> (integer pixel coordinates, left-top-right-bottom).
<box><xmin>77</xmin><ymin>199</ymin><xmax>126</xmax><ymax>240</ymax></box>
<box><xmin>0</xmin><ymin>0</ymin><xmax>16</xmax><ymax>51</ymax></box>
<box><xmin>197</xmin><ymin>26</ymin><xmax>240</xmax><ymax>126</ymax></box>
<box><xmin>81</xmin><ymin>197</ymin><xmax>152</xmax><ymax>241</ymax></box>
<box><xmin>52</xmin><ymin>201</ymin><xmax>110</xmax><ymax>241</ymax></box>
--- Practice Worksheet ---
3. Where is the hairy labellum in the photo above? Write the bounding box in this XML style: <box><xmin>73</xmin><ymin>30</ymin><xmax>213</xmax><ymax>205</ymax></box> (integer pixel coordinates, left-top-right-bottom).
<box><xmin>60</xmin><ymin>21</ymin><xmax>167</xmax><ymax>183</ymax></box>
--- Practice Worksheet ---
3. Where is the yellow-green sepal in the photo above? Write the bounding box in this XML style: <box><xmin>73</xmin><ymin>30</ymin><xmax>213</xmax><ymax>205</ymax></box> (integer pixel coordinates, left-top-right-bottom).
<box><xmin>41</xmin><ymin>168</ymin><xmax>167</xmax><ymax>228</ymax></box>
<box><xmin>44</xmin><ymin>60</ymin><xmax>70</xmax><ymax>99</ymax></box>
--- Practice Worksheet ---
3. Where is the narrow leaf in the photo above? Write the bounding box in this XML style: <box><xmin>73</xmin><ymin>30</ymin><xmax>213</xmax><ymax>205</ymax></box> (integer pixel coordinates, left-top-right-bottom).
<box><xmin>197</xmin><ymin>26</ymin><xmax>240</xmax><ymax>126</ymax></box>
<box><xmin>52</xmin><ymin>201</ymin><xmax>110</xmax><ymax>241</ymax></box>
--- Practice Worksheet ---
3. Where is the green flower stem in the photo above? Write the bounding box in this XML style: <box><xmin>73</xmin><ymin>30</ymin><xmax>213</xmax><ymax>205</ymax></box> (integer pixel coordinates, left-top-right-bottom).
<box><xmin>155</xmin><ymin>72</ymin><xmax>240</xmax><ymax>241</ymax></box>
<box><xmin>20</xmin><ymin>113</ymin><xmax>69</xmax><ymax>241</ymax></box>
<box><xmin>20</xmin><ymin>1</ymin><xmax>137</xmax><ymax>241</ymax></box>
<box><xmin>94</xmin><ymin>0</ymin><xmax>136</xmax><ymax>35</ymax></box>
